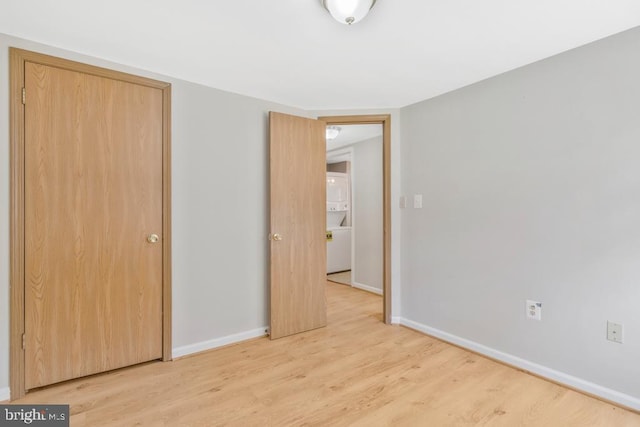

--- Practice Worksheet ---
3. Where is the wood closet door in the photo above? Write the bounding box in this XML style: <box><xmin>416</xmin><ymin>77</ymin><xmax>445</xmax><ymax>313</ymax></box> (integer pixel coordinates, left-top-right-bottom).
<box><xmin>269</xmin><ymin>112</ymin><xmax>327</xmax><ymax>339</ymax></box>
<box><xmin>24</xmin><ymin>61</ymin><xmax>163</xmax><ymax>389</ymax></box>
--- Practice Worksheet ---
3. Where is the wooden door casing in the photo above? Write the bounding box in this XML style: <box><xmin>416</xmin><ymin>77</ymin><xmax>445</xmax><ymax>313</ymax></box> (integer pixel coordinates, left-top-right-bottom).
<box><xmin>10</xmin><ymin>49</ymin><xmax>171</xmax><ymax>394</ymax></box>
<box><xmin>319</xmin><ymin>114</ymin><xmax>392</xmax><ymax>324</ymax></box>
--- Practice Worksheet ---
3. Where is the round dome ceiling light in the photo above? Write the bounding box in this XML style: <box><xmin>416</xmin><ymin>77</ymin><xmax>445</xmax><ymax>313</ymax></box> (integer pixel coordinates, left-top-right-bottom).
<box><xmin>321</xmin><ymin>0</ymin><xmax>377</xmax><ymax>25</ymax></box>
<box><xmin>326</xmin><ymin>126</ymin><xmax>342</xmax><ymax>140</ymax></box>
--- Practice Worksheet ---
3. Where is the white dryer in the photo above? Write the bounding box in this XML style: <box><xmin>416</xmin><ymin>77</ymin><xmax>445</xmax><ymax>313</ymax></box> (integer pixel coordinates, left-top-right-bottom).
<box><xmin>327</xmin><ymin>226</ymin><xmax>352</xmax><ymax>274</ymax></box>
<box><xmin>326</xmin><ymin>210</ymin><xmax>352</xmax><ymax>273</ymax></box>
<box><xmin>326</xmin><ymin>172</ymin><xmax>352</xmax><ymax>273</ymax></box>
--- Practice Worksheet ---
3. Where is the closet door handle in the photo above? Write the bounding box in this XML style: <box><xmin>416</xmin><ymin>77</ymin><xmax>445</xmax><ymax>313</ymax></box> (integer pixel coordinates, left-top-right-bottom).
<box><xmin>270</xmin><ymin>233</ymin><xmax>283</xmax><ymax>241</ymax></box>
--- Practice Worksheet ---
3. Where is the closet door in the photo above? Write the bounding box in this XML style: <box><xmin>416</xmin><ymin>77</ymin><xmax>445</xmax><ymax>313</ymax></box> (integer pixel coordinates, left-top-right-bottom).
<box><xmin>24</xmin><ymin>60</ymin><xmax>164</xmax><ymax>389</ymax></box>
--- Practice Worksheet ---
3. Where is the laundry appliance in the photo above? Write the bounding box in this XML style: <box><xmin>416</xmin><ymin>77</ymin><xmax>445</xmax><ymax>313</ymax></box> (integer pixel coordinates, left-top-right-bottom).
<box><xmin>326</xmin><ymin>172</ymin><xmax>352</xmax><ymax>274</ymax></box>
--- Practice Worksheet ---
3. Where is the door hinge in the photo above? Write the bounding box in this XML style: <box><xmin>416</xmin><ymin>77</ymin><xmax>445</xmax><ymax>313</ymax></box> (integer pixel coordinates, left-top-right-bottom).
<box><xmin>22</xmin><ymin>333</ymin><xmax>25</xmax><ymax>349</ymax></box>
<box><xmin>22</xmin><ymin>87</ymin><xmax>26</xmax><ymax>105</ymax></box>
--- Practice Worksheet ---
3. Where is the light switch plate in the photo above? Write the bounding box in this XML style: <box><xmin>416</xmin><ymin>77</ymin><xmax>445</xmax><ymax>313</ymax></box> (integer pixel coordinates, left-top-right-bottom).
<box><xmin>414</xmin><ymin>194</ymin><xmax>423</xmax><ymax>209</ymax></box>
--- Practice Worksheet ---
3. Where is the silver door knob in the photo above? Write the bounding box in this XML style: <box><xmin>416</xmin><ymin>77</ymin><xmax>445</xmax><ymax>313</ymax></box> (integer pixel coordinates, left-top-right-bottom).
<box><xmin>147</xmin><ymin>234</ymin><xmax>159</xmax><ymax>243</ymax></box>
<box><xmin>271</xmin><ymin>233</ymin><xmax>283</xmax><ymax>241</ymax></box>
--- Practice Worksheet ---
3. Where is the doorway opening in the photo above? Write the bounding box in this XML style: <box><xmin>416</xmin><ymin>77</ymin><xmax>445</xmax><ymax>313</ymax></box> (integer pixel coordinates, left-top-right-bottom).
<box><xmin>320</xmin><ymin>115</ymin><xmax>391</xmax><ymax>324</ymax></box>
<box><xmin>326</xmin><ymin>124</ymin><xmax>383</xmax><ymax>318</ymax></box>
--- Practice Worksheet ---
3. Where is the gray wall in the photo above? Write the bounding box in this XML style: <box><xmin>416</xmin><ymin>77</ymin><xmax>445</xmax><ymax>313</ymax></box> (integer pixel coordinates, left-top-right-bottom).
<box><xmin>352</xmin><ymin>137</ymin><xmax>383</xmax><ymax>292</ymax></box>
<box><xmin>400</xmin><ymin>26</ymin><xmax>640</xmax><ymax>399</ymax></box>
<box><xmin>0</xmin><ymin>33</ymin><xmax>307</xmax><ymax>394</ymax></box>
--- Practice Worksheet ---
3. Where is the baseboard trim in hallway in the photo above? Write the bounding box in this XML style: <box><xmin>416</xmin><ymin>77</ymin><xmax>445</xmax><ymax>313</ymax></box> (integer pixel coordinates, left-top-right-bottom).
<box><xmin>352</xmin><ymin>281</ymin><xmax>383</xmax><ymax>295</ymax></box>
<box><xmin>399</xmin><ymin>317</ymin><xmax>640</xmax><ymax>412</ymax></box>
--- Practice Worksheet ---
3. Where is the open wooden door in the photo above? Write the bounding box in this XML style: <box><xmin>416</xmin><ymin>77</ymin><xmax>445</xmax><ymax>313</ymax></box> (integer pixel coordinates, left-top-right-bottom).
<box><xmin>269</xmin><ymin>112</ymin><xmax>327</xmax><ymax>339</ymax></box>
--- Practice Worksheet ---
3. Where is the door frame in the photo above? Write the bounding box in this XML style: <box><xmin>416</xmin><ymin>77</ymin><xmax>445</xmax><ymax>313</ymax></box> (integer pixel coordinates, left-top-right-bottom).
<box><xmin>319</xmin><ymin>115</ymin><xmax>391</xmax><ymax>324</ymax></box>
<box><xmin>9</xmin><ymin>48</ymin><xmax>172</xmax><ymax>399</ymax></box>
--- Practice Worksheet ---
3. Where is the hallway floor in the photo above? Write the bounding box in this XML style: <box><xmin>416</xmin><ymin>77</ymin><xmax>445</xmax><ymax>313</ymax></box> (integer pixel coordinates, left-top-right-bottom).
<box><xmin>327</xmin><ymin>270</ymin><xmax>351</xmax><ymax>286</ymax></box>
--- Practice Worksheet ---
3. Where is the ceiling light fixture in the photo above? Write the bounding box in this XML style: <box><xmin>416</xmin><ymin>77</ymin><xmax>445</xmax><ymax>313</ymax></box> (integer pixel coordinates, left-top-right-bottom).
<box><xmin>326</xmin><ymin>126</ymin><xmax>342</xmax><ymax>140</ymax></box>
<box><xmin>321</xmin><ymin>0</ymin><xmax>377</xmax><ymax>25</ymax></box>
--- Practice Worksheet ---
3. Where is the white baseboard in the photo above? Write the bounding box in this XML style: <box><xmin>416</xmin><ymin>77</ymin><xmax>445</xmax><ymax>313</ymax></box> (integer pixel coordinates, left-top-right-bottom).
<box><xmin>352</xmin><ymin>281</ymin><xmax>383</xmax><ymax>295</ymax></box>
<box><xmin>172</xmin><ymin>327</ymin><xmax>268</xmax><ymax>359</ymax></box>
<box><xmin>0</xmin><ymin>387</ymin><xmax>10</xmax><ymax>402</ymax></box>
<box><xmin>390</xmin><ymin>316</ymin><xmax>401</xmax><ymax>325</ymax></box>
<box><xmin>399</xmin><ymin>317</ymin><xmax>640</xmax><ymax>412</ymax></box>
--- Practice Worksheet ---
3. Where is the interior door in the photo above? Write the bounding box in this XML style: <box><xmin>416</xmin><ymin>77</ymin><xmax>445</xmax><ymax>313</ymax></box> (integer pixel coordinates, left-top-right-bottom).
<box><xmin>24</xmin><ymin>61</ymin><xmax>163</xmax><ymax>389</ymax></box>
<box><xmin>269</xmin><ymin>112</ymin><xmax>327</xmax><ymax>339</ymax></box>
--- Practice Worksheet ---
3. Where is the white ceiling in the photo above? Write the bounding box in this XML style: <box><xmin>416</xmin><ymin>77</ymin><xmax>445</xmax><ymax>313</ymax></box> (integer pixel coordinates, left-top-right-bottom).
<box><xmin>1</xmin><ymin>1</ymin><xmax>639</xmax><ymax>110</ymax></box>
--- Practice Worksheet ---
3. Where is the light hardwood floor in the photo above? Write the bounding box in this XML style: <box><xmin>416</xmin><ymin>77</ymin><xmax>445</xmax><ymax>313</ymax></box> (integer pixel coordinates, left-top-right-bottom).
<box><xmin>327</xmin><ymin>270</ymin><xmax>351</xmax><ymax>286</ymax></box>
<box><xmin>10</xmin><ymin>282</ymin><xmax>640</xmax><ymax>426</ymax></box>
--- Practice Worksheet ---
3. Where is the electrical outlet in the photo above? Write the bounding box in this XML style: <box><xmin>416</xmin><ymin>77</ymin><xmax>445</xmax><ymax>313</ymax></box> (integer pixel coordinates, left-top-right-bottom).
<box><xmin>526</xmin><ymin>300</ymin><xmax>542</xmax><ymax>321</ymax></box>
<box><xmin>607</xmin><ymin>321</ymin><xmax>623</xmax><ymax>343</ymax></box>
<box><xmin>414</xmin><ymin>194</ymin><xmax>423</xmax><ymax>209</ymax></box>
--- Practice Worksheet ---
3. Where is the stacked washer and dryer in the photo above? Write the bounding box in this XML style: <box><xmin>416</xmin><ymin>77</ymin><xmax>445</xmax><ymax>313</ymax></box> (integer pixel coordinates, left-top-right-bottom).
<box><xmin>326</xmin><ymin>172</ymin><xmax>352</xmax><ymax>274</ymax></box>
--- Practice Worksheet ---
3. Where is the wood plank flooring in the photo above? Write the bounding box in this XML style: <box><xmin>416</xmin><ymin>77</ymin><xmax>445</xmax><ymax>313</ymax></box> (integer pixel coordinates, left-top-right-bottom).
<box><xmin>10</xmin><ymin>281</ymin><xmax>640</xmax><ymax>426</ymax></box>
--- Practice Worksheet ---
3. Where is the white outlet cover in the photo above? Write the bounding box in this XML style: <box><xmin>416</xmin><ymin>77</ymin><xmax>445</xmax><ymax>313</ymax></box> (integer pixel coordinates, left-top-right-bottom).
<box><xmin>607</xmin><ymin>321</ymin><xmax>623</xmax><ymax>343</ymax></box>
<box><xmin>414</xmin><ymin>194</ymin><xmax>423</xmax><ymax>209</ymax></box>
<box><xmin>526</xmin><ymin>300</ymin><xmax>542</xmax><ymax>321</ymax></box>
